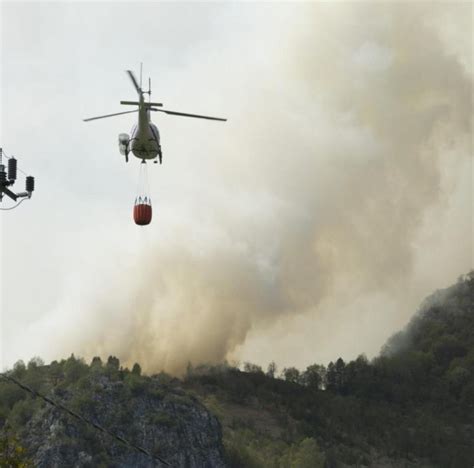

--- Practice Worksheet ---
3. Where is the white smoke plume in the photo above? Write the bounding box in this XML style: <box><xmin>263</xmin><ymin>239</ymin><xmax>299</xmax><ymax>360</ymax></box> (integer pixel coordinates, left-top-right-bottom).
<box><xmin>3</xmin><ymin>3</ymin><xmax>471</xmax><ymax>373</ymax></box>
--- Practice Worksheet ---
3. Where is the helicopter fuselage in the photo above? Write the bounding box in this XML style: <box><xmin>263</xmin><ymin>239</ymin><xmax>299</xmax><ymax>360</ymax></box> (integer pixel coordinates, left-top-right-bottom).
<box><xmin>85</xmin><ymin>68</ymin><xmax>226</xmax><ymax>165</ymax></box>
<box><xmin>129</xmin><ymin>102</ymin><xmax>161</xmax><ymax>161</ymax></box>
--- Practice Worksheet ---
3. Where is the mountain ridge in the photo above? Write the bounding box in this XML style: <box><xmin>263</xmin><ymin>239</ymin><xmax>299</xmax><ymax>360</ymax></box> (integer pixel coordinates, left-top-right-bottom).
<box><xmin>1</xmin><ymin>272</ymin><xmax>473</xmax><ymax>467</ymax></box>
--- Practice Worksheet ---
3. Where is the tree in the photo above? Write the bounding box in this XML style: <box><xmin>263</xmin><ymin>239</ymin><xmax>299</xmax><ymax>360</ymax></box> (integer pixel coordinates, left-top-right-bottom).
<box><xmin>64</xmin><ymin>355</ymin><xmax>88</xmax><ymax>384</ymax></box>
<box><xmin>266</xmin><ymin>361</ymin><xmax>277</xmax><ymax>378</ymax></box>
<box><xmin>90</xmin><ymin>356</ymin><xmax>102</xmax><ymax>367</ymax></box>
<box><xmin>106</xmin><ymin>356</ymin><xmax>120</xmax><ymax>371</ymax></box>
<box><xmin>447</xmin><ymin>366</ymin><xmax>470</xmax><ymax>397</ymax></box>
<box><xmin>326</xmin><ymin>362</ymin><xmax>336</xmax><ymax>392</ymax></box>
<box><xmin>282</xmin><ymin>367</ymin><xmax>301</xmax><ymax>384</ymax></box>
<box><xmin>26</xmin><ymin>357</ymin><xmax>44</xmax><ymax>370</ymax></box>
<box><xmin>343</xmin><ymin>354</ymin><xmax>371</xmax><ymax>396</ymax></box>
<box><xmin>12</xmin><ymin>361</ymin><xmax>26</xmax><ymax>379</ymax></box>
<box><xmin>326</xmin><ymin>358</ymin><xmax>346</xmax><ymax>393</ymax></box>
<box><xmin>185</xmin><ymin>362</ymin><xmax>194</xmax><ymax>377</ymax></box>
<box><xmin>290</xmin><ymin>438</ymin><xmax>325</xmax><ymax>468</ymax></box>
<box><xmin>132</xmin><ymin>363</ymin><xmax>142</xmax><ymax>376</ymax></box>
<box><xmin>433</xmin><ymin>336</ymin><xmax>466</xmax><ymax>366</ymax></box>
<box><xmin>302</xmin><ymin>364</ymin><xmax>326</xmax><ymax>390</ymax></box>
<box><xmin>243</xmin><ymin>362</ymin><xmax>263</xmax><ymax>374</ymax></box>
<box><xmin>49</xmin><ymin>360</ymin><xmax>64</xmax><ymax>386</ymax></box>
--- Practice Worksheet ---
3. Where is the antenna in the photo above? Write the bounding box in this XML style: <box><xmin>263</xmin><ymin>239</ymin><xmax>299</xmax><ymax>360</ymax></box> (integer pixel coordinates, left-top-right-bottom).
<box><xmin>140</xmin><ymin>62</ymin><xmax>143</xmax><ymax>91</ymax></box>
<box><xmin>148</xmin><ymin>77</ymin><xmax>151</xmax><ymax>103</ymax></box>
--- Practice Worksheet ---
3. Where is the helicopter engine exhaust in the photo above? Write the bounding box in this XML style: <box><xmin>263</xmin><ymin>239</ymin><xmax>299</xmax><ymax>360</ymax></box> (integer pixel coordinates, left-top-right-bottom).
<box><xmin>118</xmin><ymin>133</ymin><xmax>130</xmax><ymax>162</ymax></box>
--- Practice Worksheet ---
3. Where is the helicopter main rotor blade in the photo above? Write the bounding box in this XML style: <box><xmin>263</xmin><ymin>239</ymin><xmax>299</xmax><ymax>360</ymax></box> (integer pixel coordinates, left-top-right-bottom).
<box><xmin>83</xmin><ymin>110</ymin><xmax>138</xmax><ymax>122</ymax></box>
<box><xmin>151</xmin><ymin>108</ymin><xmax>227</xmax><ymax>121</ymax></box>
<box><xmin>126</xmin><ymin>70</ymin><xmax>141</xmax><ymax>94</ymax></box>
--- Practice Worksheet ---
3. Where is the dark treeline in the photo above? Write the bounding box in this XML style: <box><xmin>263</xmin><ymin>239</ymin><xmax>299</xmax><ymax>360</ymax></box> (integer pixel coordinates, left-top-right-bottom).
<box><xmin>189</xmin><ymin>272</ymin><xmax>473</xmax><ymax>406</ymax></box>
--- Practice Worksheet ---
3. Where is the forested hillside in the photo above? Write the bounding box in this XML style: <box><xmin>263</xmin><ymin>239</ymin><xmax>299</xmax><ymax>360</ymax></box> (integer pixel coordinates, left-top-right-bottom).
<box><xmin>185</xmin><ymin>272</ymin><xmax>474</xmax><ymax>467</ymax></box>
<box><xmin>1</xmin><ymin>273</ymin><xmax>472</xmax><ymax>467</ymax></box>
<box><xmin>0</xmin><ymin>358</ymin><xmax>225</xmax><ymax>467</ymax></box>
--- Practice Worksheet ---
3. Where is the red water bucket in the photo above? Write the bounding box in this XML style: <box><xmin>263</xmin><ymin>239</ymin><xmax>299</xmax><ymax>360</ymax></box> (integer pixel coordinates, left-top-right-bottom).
<box><xmin>134</xmin><ymin>197</ymin><xmax>152</xmax><ymax>225</ymax></box>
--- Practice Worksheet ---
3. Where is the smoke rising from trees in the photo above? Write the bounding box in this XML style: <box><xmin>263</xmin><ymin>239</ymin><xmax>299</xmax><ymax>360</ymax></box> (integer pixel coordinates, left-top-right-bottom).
<box><xmin>5</xmin><ymin>3</ymin><xmax>471</xmax><ymax>373</ymax></box>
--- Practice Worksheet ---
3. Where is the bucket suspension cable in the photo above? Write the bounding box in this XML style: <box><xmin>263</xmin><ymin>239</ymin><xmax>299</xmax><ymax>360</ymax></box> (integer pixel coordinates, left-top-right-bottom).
<box><xmin>136</xmin><ymin>160</ymin><xmax>151</xmax><ymax>201</ymax></box>
<box><xmin>134</xmin><ymin>161</ymin><xmax>152</xmax><ymax>225</ymax></box>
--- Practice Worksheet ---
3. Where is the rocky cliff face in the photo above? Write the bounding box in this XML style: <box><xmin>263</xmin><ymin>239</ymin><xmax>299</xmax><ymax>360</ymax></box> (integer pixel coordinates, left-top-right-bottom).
<box><xmin>21</xmin><ymin>373</ymin><xmax>226</xmax><ymax>467</ymax></box>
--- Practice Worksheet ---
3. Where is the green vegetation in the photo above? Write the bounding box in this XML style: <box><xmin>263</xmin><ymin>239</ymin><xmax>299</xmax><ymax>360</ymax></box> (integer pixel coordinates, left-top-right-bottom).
<box><xmin>1</xmin><ymin>273</ymin><xmax>472</xmax><ymax>466</ymax></box>
<box><xmin>184</xmin><ymin>272</ymin><xmax>474</xmax><ymax>467</ymax></box>
<box><xmin>224</xmin><ymin>430</ymin><xmax>325</xmax><ymax>468</ymax></box>
<box><xmin>0</xmin><ymin>355</ymin><xmax>194</xmax><ymax>466</ymax></box>
<box><xmin>0</xmin><ymin>426</ymin><xmax>32</xmax><ymax>467</ymax></box>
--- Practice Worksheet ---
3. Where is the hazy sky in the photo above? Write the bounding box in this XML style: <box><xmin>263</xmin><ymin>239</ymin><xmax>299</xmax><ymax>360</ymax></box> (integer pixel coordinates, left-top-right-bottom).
<box><xmin>0</xmin><ymin>1</ymin><xmax>472</xmax><ymax>374</ymax></box>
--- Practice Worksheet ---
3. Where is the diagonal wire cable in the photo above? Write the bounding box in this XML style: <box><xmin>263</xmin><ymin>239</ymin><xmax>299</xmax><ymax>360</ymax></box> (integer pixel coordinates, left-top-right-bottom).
<box><xmin>0</xmin><ymin>373</ymin><xmax>172</xmax><ymax>467</ymax></box>
<box><xmin>0</xmin><ymin>198</ymin><xmax>29</xmax><ymax>211</ymax></box>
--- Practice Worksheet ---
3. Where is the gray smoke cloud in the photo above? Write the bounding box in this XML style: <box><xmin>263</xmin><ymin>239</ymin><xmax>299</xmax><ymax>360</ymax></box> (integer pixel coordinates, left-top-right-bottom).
<box><xmin>6</xmin><ymin>3</ymin><xmax>471</xmax><ymax>374</ymax></box>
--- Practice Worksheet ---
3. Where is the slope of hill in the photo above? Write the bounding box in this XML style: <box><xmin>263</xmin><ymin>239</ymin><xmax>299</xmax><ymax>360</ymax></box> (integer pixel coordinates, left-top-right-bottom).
<box><xmin>1</xmin><ymin>273</ymin><xmax>472</xmax><ymax>467</ymax></box>
<box><xmin>183</xmin><ymin>272</ymin><xmax>474</xmax><ymax>467</ymax></box>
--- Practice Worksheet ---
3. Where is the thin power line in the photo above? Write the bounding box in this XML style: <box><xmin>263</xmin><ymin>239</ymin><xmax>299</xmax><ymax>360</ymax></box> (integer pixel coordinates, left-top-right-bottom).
<box><xmin>0</xmin><ymin>197</ymin><xmax>29</xmax><ymax>211</ymax></box>
<box><xmin>0</xmin><ymin>373</ymin><xmax>172</xmax><ymax>467</ymax></box>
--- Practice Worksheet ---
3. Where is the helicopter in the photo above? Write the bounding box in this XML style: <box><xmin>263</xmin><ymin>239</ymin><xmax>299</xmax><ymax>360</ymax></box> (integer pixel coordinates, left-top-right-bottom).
<box><xmin>83</xmin><ymin>67</ymin><xmax>227</xmax><ymax>164</ymax></box>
